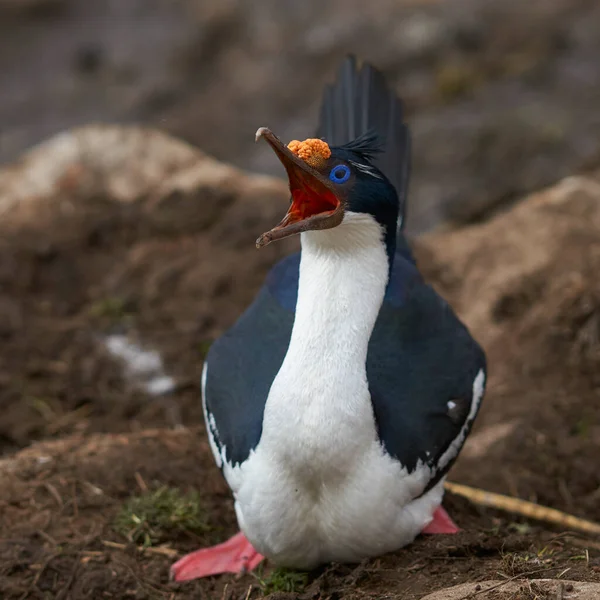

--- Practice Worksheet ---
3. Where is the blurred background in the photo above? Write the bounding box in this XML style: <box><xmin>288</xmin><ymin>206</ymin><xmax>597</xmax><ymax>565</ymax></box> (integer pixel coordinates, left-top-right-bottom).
<box><xmin>2</xmin><ymin>2</ymin><xmax>600</xmax><ymax>598</ymax></box>
<box><xmin>2</xmin><ymin>0</ymin><xmax>600</xmax><ymax>233</ymax></box>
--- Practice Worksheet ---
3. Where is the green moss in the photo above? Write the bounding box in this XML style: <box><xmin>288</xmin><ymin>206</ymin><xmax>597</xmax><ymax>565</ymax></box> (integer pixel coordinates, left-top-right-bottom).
<box><xmin>114</xmin><ymin>486</ymin><xmax>210</xmax><ymax>547</ymax></box>
<box><xmin>254</xmin><ymin>566</ymin><xmax>308</xmax><ymax>594</ymax></box>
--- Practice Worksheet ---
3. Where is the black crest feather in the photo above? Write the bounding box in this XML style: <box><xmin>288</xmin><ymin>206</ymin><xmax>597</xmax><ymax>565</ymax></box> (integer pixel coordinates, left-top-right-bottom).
<box><xmin>339</xmin><ymin>130</ymin><xmax>385</xmax><ymax>162</ymax></box>
<box><xmin>316</xmin><ymin>55</ymin><xmax>411</xmax><ymax>230</ymax></box>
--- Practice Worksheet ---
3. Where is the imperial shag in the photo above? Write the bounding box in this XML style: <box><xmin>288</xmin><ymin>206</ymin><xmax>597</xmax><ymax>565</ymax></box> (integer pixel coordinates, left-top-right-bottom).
<box><xmin>171</xmin><ymin>56</ymin><xmax>487</xmax><ymax>581</ymax></box>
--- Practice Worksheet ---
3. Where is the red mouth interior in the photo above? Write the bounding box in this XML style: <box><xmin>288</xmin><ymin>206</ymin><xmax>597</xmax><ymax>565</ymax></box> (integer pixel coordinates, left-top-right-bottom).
<box><xmin>280</xmin><ymin>175</ymin><xmax>339</xmax><ymax>227</ymax></box>
<box><xmin>290</xmin><ymin>186</ymin><xmax>338</xmax><ymax>219</ymax></box>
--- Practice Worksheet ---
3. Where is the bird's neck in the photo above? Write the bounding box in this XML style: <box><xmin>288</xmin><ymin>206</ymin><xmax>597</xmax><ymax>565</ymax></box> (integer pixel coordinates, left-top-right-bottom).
<box><xmin>266</xmin><ymin>214</ymin><xmax>389</xmax><ymax>420</ymax></box>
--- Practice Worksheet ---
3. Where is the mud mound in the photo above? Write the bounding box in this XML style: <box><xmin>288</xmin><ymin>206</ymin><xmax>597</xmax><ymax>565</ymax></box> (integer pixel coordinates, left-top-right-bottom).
<box><xmin>416</xmin><ymin>174</ymin><xmax>600</xmax><ymax>523</ymax></box>
<box><xmin>0</xmin><ymin>126</ymin><xmax>293</xmax><ymax>453</ymax></box>
<box><xmin>0</xmin><ymin>430</ymin><xmax>232</xmax><ymax>599</ymax></box>
<box><xmin>421</xmin><ymin>579</ymin><xmax>600</xmax><ymax>600</ymax></box>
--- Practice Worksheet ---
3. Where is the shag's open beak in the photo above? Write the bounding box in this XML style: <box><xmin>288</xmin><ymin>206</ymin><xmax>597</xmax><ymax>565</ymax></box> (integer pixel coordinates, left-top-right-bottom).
<box><xmin>255</xmin><ymin>127</ymin><xmax>344</xmax><ymax>248</ymax></box>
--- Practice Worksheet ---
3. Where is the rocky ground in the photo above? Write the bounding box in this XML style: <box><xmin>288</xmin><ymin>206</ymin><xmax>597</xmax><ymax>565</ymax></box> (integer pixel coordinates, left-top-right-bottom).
<box><xmin>0</xmin><ymin>127</ymin><xmax>599</xmax><ymax>599</ymax></box>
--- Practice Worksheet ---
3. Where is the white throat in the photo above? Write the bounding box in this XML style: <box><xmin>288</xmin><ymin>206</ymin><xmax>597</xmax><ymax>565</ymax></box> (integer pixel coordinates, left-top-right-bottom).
<box><xmin>262</xmin><ymin>212</ymin><xmax>390</xmax><ymax>466</ymax></box>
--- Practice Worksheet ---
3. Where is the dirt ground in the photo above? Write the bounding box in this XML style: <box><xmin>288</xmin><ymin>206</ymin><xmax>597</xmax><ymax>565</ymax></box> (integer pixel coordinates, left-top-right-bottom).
<box><xmin>1</xmin><ymin>134</ymin><xmax>600</xmax><ymax>598</ymax></box>
<box><xmin>2</xmin><ymin>430</ymin><xmax>599</xmax><ymax>600</ymax></box>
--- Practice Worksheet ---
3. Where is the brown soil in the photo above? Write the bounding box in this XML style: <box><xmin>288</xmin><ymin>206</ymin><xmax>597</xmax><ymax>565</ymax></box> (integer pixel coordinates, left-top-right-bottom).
<box><xmin>1</xmin><ymin>141</ymin><xmax>600</xmax><ymax>598</ymax></box>
<box><xmin>2</xmin><ymin>430</ymin><xmax>599</xmax><ymax>600</ymax></box>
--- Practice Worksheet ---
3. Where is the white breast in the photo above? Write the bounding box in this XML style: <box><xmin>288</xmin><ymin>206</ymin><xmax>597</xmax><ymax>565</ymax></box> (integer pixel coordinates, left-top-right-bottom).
<box><xmin>236</xmin><ymin>438</ymin><xmax>443</xmax><ymax>568</ymax></box>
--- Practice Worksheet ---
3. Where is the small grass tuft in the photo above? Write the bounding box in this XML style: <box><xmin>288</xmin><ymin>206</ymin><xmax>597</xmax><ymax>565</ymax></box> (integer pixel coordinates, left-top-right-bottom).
<box><xmin>500</xmin><ymin>551</ymin><xmax>534</xmax><ymax>577</ymax></box>
<box><xmin>508</xmin><ymin>521</ymin><xmax>533</xmax><ymax>535</ymax></box>
<box><xmin>254</xmin><ymin>566</ymin><xmax>308</xmax><ymax>594</ymax></box>
<box><xmin>198</xmin><ymin>339</ymin><xmax>213</xmax><ymax>359</ymax></box>
<box><xmin>89</xmin><ymin>296</ymin><xmax>133</xmax><ymax>321</ymax></box>
<box><xmin>114</xmin><ymin>486</ymin><xmax>210</xmax><ymax>547</ymax></box>
<box><xmin>571</xmin><ymin>417</ymin><xmax>591</xmax><ymax>438</ymax></box>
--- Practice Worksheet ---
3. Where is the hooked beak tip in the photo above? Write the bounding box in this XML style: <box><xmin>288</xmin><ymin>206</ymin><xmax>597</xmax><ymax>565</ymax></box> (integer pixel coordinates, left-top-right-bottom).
<box><xmin>255</xmin><ymin>236</ymin><xmax>264</xmax><ymax>248</ymax></box>
<box><xmin>255</xmin><ymin>127</ymin><xmax>270</xmax><ymax>143</ymax></box>
<box><xmin>255</xmin><ymin>233</ymin><xmax>272</xmax><ymax>249</ymax></box>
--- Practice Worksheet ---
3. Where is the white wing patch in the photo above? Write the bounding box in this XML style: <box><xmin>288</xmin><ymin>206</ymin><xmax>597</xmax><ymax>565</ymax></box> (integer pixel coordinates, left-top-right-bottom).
<box><xmin>201</xmin><ymin>362</ymin><xmax>223</xmax><ymax>468</ymax></box>
<box><xmin>201</xmin><ymin>361</ymin><xmax>247</xmax><ymax>492</ymax></box>
<box><xmin>437</xmin><ymin>369</ymin><xmax>486</xmax><ymax>472</ymax></box>
<box><xmin>349</xmin><ymin>160</ymin><xmax>382</xmax><ymax>179</ymax></box>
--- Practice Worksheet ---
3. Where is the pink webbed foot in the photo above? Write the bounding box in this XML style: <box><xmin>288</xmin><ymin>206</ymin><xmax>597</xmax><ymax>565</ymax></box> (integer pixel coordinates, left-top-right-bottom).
<box><xmin>170</xmin><ymin>532</ymin><xmax>264</xmax><ymax>581</ymax></box>
<box><xmin>421</xmin><ymin>506</ymin><xmax>460</xmax><ymax>535</ymax></box>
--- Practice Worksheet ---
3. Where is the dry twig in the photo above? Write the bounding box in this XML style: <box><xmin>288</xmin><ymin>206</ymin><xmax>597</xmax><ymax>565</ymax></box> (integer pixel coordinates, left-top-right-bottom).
<box><xmin>445</xmin><ymin>481</ymin><xmax>600</xmax><ymax>536</ymax></box>
<box><xmin>101</xmin><ymin>539</ymin><xmax>179</xmax><ymax>558</ymax></box>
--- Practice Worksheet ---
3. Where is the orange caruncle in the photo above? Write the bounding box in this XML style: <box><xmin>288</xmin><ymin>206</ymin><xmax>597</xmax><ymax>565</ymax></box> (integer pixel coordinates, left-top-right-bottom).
<box><xmin>287</xmin><ymin>138</ymin><xmax>331</xmax><ymax>167</ymax></box>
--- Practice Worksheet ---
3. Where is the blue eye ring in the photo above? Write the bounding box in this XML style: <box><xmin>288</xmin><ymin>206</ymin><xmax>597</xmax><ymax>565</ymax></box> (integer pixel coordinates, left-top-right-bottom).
<box><xmin>329</xmin><ymin>164</ymin><xmax>351</xmax><ymax>184</ymax></box>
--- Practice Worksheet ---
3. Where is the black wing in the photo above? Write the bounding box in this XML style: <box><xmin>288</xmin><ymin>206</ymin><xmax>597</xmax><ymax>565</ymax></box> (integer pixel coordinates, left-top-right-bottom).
<box><xmin>202</xmin><ymin>256</ymin><xmax>296</xmax><ymax>468</ymax></box>
<box><xmin>316</xmin><ymin>55</ymin><xmax>411</xmax><ymax>230</ymax></box>
<box><xmin>369</xmin><ymin>254</ymin><xmax>487</xmax><ymax>490</ymax></box>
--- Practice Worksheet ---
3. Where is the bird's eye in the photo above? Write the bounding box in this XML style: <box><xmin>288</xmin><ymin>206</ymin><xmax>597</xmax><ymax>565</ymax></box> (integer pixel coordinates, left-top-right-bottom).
<box><xmin>329</xmin><ymin>164</ymin><xmax>351</xmax><ymax>184</ymax></box>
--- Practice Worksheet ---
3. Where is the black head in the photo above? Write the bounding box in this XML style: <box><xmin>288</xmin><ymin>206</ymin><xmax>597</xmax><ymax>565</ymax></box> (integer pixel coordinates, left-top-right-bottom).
<box><xmin>329</xmin><ymin>132</ymin><xmax>400</xmax><ymax>260</ymax></box>
<box><xmin>255</xmin><ymin>128</ymin><xmax>400</xmax><ymax>262</ymax></box>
